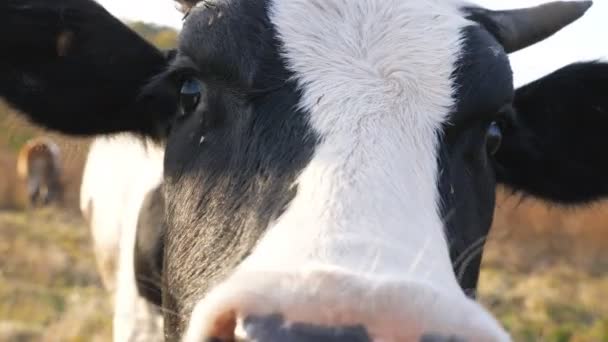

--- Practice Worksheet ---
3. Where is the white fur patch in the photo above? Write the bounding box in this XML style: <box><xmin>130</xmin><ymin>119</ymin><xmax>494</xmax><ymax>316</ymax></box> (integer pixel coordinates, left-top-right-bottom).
<box><xmin>185</xmin><ymin>0</ymin><xmax>509</xmax><ymax>340</ymax></box>
<box><xmin>80</xmin><ymin>134</ymin><xmax>165</xmax><ymax>341</ymax></box>
<box><xmin>246</xmin><ymin>0</ymin><xmax>468</xmax><ymax>286</ymax></box>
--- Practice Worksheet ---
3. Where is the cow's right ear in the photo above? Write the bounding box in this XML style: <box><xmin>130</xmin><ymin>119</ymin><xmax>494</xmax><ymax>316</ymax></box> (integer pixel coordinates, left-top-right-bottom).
<box><xmin>0</xmin><ymin>0</ymin><xmax>179</xmax><ymax>138</ymax></box>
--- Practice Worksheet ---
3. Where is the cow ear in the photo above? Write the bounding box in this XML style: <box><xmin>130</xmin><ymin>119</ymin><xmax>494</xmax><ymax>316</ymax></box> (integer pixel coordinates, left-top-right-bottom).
<box><xmin>0</xmin><ymin>0</ymin><xmax>178</xmax><ymax>138</ymax></box>
<box><xmin>495</xmin><ymin>61</ymin><xmax>608</xmax><ymax>204</ymax></box>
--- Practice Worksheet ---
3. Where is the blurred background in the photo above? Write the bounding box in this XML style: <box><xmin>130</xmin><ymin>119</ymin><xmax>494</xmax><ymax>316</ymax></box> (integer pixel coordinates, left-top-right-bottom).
<box><xmin>0</xmin><ymin>1</ymin><xmax>607</xmax><ymax>341</ymax></box>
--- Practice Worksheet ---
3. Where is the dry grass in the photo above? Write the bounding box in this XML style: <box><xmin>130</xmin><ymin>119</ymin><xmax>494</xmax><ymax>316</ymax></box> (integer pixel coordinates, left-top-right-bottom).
<box><xmin>480</xmin><ymin>191</ymin><xmax>608</xmax><ymax>342</ymax></box>
<box><xmin>0</xmin><ymin>107</ymin><xmax>109</xmax><ymax>341</ymax></box>
<box><xmin>0</xmin><ymin>108</ymin><xmax>109</xmax><ymax>341</ymax></box>
<box><xmin>480</xmin><ymin>266</ymin><xmax>608</xmax><ymax>342</ymax></box>
<box><xmin>0</xmin><ymin>208</ymin><xmax>111</xmax><ymax>342</ymax></box>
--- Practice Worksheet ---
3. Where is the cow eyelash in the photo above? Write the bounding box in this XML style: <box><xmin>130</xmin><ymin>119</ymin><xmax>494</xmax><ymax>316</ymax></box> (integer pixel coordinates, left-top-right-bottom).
<box><xmin>166</xmin><ymin>56</ymin><xmax>201</xmax><ymax>83</ymax></box>
<box><xmin>167</xmin><ymin>68</ymin><xmax>200</xmax><ymax>86</ymax></box>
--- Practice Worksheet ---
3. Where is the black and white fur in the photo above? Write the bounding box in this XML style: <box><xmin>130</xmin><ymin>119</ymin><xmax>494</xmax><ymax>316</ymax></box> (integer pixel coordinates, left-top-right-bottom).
<box><xmin>1</xmin><ymin>0</ymin><xmax>607</xmax><ymax>341</ymax></box>
<box><xmin>80</xmin><ymin>134</ymin><xmax>165</xmax><ymax>341</ymax></box>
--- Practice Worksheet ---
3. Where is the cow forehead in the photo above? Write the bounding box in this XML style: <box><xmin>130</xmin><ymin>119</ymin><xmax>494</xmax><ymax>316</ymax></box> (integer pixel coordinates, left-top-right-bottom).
<box><xmin>178</xmin><ymin>0</ymin><xmax>512</xmax><ymax>112</ymax></box>
<box><xmin>180</xmin><ymin>0</ymin><xmax>474</xmax><ymax>64</ymax></box>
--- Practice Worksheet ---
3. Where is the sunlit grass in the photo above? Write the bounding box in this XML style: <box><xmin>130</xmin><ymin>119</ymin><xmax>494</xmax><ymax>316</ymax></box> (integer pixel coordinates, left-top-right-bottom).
<box><xmin>479</xmin><ymin>266</ymin><xmax>608</xmax><ymax>342</ymax></box>
<box><xmin>0</xmin><ymin>209</ymin><xmax>111</xmax><ymax>341</ymax></box>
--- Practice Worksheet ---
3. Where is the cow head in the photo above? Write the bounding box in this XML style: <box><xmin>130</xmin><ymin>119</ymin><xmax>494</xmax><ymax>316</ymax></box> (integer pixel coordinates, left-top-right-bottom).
<box><xmin>1</xmin><ymin>0</ymin><xmax>606</xmax><ymax>341</ymax></box>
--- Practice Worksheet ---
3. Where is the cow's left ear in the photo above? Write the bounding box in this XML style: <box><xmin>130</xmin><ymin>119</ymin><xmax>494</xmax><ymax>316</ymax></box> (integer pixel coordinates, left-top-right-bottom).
<box><xmin>0</xmin><ymin>0</ymin><xmax>178</xmax><ymax>138</ymax></box>
<box><xmin>495</xmin><ymin>61</ymin><xmax>608</xmax><ymax>204</ymax></box>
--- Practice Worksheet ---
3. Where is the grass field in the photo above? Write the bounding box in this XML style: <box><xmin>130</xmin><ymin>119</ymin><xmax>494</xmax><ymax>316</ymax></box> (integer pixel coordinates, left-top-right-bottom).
<box><xmin>0</xmin><ymin>208</ymin><xmax>111</xmax><ymax>342</ymax></box>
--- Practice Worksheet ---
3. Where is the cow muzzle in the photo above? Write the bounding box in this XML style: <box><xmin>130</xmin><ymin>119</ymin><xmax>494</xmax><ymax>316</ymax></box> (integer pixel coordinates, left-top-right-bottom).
<box><xmin>182</xmin><ymin>269</ymin><xmax>511</xmax><ymax>342</ymax></box>
<box><xmin>219</xmin><ymin>314</ymin><xmax>468</xmax><ymax>342</ymax></box>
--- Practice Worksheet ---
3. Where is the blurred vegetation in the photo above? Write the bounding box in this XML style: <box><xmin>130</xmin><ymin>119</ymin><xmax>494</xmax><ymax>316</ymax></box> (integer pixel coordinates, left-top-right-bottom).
<box><xmin>1</xmin><ymin>19</ymin><xmax>607</xmax><ymax>342</ymax></box>
<box><xmin>480</xmin><ymin>265</ymin><xmax>608</xmax><ymax>342</ymax></box>
<box><xmin>0</xmin><ymin>209</ymin><xmax>111</xmax><ymax>342</ymax></box>
<box><xmin>129</xmin><ymin>21</ymin><xmax>179</xmax><ymax>50</ymax></box>
<box><xmin>479</xmin><ymin>192</ymin><xmax>608</xmax><ymax>341</ymax></box>
<box><xmin>0</xmin><ymin>102</ymin><xmax>38</xmax><ymax>153</ymax></box>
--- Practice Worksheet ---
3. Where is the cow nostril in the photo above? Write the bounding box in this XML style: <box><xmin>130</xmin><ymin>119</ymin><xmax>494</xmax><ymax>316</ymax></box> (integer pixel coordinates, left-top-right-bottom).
<box><xmin>420</xmin><ymin>333</ymin><xmax>468</xmax><ymax>342</ymax></box>
<box><xmin>201</xmin><ymin>310</ymin><xmax>238</xmax><ymax>342</ymax></box>
<box><xmin>229</xmin><ymin>314</ymin><xmax>371</xmax><ymax>342</ymax></box>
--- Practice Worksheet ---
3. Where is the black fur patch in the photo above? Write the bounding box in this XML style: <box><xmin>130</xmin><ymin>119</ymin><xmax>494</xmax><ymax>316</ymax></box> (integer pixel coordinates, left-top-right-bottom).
<box><xmin>437</xmin><ymin>25</ymin><xmax>513</xmax><ymax>294</ymax></box>
<box><xmin>135</xmin><ymin>184</ymin><xmax>165</xmax><ymax>307</ymax></box>
<box><xmin>420</xmin><ymin>334</ymin><xmax>468</xmax><ymax>342</ymax></box>
<box><xmin>497</xmin><ymin>61</ymin><xmax>608</xmax><ymax>203</ymax></box>
<box><xmin>240</xmin><ymin>314</ymin><xmax>371</xmax><ymax>342</ymax></box>
<box><xmin>0</xmin><ymin>0</ymin><xmax>175</xmax><ymax>138</ymax></box>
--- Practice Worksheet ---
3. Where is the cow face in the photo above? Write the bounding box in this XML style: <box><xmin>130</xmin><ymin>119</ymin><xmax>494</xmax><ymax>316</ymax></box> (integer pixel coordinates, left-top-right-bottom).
<box><xmin>1</xmin><ymin>0</ymin><xmax>605</xmax><ymax>341</ymax></box>
<box><xmin>162</xmin><ymin>1</ymin><xmax>598</xmax><ymax>340</ymax></box>
<box><xmin>163</xmin><ymin>1</ymin><xmax>510</xmax><ymax>340</ymax></box>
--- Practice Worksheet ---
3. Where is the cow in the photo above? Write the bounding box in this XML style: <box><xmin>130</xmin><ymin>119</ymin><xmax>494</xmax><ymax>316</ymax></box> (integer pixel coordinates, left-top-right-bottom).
<box><xmin>79</xmin><ymin>134</ymin><xmax>165</xmax><ymax>341</ymax></box>
<box><xmin>16</xmin><ymin>137</ymin><xmax>63</xmax><ymax>207</ymax></box>
<box><xmin>1</xmin><ymin>0</ymin><xmax>608</xmax><ymax>340</ymax></box>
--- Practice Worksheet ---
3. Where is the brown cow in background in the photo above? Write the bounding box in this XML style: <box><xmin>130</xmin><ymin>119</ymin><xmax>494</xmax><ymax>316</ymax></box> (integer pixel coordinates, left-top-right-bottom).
<box><xmin>16</xmin><ymin>137</ymin><xmax>63</xmax><ymax>207</ymax></box>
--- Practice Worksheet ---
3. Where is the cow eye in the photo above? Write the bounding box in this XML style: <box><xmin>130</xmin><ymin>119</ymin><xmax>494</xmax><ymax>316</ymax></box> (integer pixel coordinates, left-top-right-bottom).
<box><xmin>179</xmin><ymin>78</ymin><xmax>203</xmax><ymax>116</ymax></box>
<box><xmin>486</xmin><ymin>121</ymin><xmax>503</xmax><ymax>155</ymax></box>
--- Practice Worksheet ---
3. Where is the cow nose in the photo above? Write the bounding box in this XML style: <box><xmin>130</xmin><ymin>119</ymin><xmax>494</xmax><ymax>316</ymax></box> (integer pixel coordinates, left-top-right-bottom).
<box><xmin>419</xmin><ymin>333</ymin><xmax>468</xmax><ymax>342</ymax></box>
<box><xmin>235</xmin><ymin>314</ymin><xmax>371</xmax><ymax>342</ymax></box>
<box><xmin>183</xmin><ymin>270</ymin><xmax>510</xmax><ymax>342</ymax></box>
<box><xmin>229</xmin><ymin>314</ymin><xmax>468</xmax><ymax>342</ymax></box>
